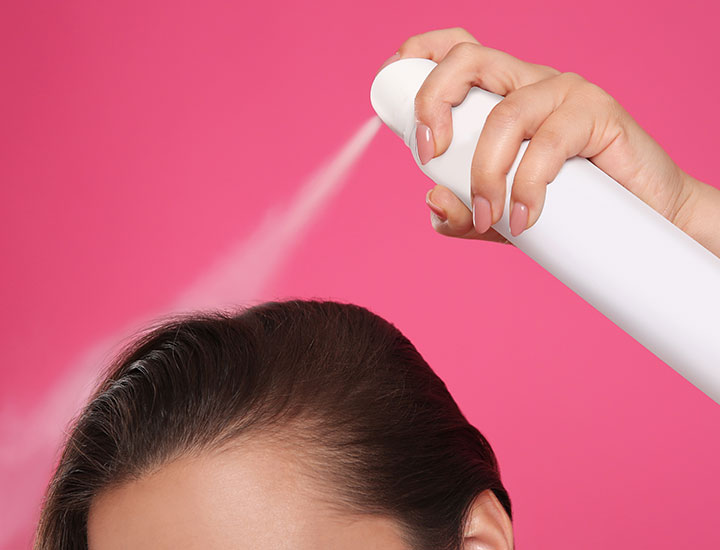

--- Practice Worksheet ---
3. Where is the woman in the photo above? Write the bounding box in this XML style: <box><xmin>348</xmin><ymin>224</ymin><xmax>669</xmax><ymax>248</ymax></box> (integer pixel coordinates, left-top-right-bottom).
<box><xmin>36</xmin><ymin>300</ymin><xmax>513</xmax><ymax>550</ymax></box>
<box><xmin>35</xmin><ymin>28</ymin><xmax>720</xmax><ymax>550</ymax></box>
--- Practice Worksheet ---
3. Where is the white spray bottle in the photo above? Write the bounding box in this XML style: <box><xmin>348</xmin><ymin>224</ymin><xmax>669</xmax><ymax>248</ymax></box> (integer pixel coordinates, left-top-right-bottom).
<box><xmin>370</xmin><ymin>57</ymin><xmax>720</xmax><ymax>404</ymax></box>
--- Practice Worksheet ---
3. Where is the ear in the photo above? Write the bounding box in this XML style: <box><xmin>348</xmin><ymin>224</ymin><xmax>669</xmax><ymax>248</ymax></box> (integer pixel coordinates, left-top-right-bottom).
<box><xmin>461</xmin><ymin>489</ymin><xmax>514</xmax><ymax>550</ymax></box>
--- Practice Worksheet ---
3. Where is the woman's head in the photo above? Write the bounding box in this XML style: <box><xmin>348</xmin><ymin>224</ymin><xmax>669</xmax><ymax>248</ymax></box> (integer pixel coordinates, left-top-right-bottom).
<box><xmin>36</xmin><ymin>299</ymin><xmax>513</xmax><ymax>550</ymax></box>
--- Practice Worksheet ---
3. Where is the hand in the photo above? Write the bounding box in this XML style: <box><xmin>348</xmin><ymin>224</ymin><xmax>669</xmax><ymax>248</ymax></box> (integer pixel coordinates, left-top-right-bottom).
<box><xmin>378</xmin><ymin>27</ymin><xmax>705</xmax><ymax>249</ymax></box>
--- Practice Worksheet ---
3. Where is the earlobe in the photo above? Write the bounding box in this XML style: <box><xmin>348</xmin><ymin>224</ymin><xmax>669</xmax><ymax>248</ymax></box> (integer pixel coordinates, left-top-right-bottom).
<box><xmin>461</xmin><ymin>489</ymin><xmax>514</xmax><ymax>550</ymax></box>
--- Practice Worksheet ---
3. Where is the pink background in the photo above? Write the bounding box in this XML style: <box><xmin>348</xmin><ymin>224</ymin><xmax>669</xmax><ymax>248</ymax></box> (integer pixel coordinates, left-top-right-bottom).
<box><xmin>2</xmin><ymin>1</ymin><xmax>719</xmax><ymax>548</ymax></box>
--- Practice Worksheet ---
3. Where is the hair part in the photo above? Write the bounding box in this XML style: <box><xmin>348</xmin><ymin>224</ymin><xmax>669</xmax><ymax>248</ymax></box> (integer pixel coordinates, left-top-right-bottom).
<box><xmin>35</xmin><ymin>299</ymin><xmax>512</xmax><ymax>550</ymax></box>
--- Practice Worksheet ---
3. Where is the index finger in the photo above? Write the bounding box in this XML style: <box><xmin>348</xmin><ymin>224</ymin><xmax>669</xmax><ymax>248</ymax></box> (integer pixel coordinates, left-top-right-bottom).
<box><xmin>397</xmin><ymin>27</ymin><xmax>482</xmax><ymax>62</ymax></box>
<box><xmin>413</xmin><ymin>42</ymin><xmax>561</xmax><ymax>161</ymax></box>
<box><xmin>377</xmin><ymin>27</ymin><xmax>480</xmax><ymax>73</ymax></box>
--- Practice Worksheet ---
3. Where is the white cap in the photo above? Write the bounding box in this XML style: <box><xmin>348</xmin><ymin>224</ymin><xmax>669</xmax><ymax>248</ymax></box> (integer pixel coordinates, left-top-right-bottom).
<box><xmin>370</xmin><ymin>58</ymin><xmax>437</xmax><ymax>147</ymax></box>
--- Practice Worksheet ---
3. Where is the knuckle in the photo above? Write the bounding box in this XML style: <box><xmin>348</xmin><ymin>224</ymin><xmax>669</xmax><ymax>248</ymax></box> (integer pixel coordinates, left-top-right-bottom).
<box><xmin>534</xmin><ymin>128</ymin><xmax>565</xmax><ymax>151</ymax></box>
<box><xmin>568</xmin><ymin>78</ymin><xmax>620</xmax><ymax>119</ymax></box>
<box><xmin>471</xmin><ymin>165</ymin><xmax>502</xmax><ymax>194</ymax></box>
<box><xmin>413</xmin><ymin>90</ymin><xmax>439</xmax><ymax>121</ymax></box>
<box><xmin>535</xmin><ymin>62</ymin><xmax>562</xmax><ymax>77</ymax></box>
<box><xmin>586</xmin><ymin>82</ymin><xmax>618</xmax><ymax>113</ymax></box>
<box><xmin>398</xmin><ymin>33</ymin><xmax>424</xmax><ymax>54</ymax></box>
<box><xmin>489</xmin><ymin>99</ymin><xmax>523</xmax><ymax>127</ymax></box>
<box><xmin>472</xmin><ymin>165</ymin><xmax>495</xmax><ymax>181</ymax></box>
<box><xmin>413</xmin><ymin>89</ymin><xmax>432</xmax><ymax>110</ymax></box>
<box><xmin>451</xmin><ymin>26</ymin><xmax>473</xmax><ymax>38</ymax></box>
<box><xmin>449</xmin><ymin>40</ymin><xmax>480</xmax><ymax>60</ymax></box>
<box><xmin>448</xmin><ymin>27</ymin><xmax>480</xmax><ymax>44</ymax></box>
<box><xmin>514</xmin><ymin>177</ymin><xmax>546</xmax><ymax>197</ymax></box>
<box><xmin>562</xmin><ymin>73</ymin><xmax>621</xmax><ymax>117</ymax></box>
<box><xmin>559</xmin><ymin>71</ymin><xmax>586</xmax><ymax>85</ymax></box>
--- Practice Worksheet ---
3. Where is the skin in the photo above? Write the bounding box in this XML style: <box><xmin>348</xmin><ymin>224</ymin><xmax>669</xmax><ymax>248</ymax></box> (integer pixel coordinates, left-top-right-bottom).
<box><xmin>379</xmin><ymin>27</ymin><xmax>720</xmax><ymax>257</ymax></box>
<box><xmin>87</xmin><ymin>436</ymin><xmax>514</xmax><ymax>550</ymax></box>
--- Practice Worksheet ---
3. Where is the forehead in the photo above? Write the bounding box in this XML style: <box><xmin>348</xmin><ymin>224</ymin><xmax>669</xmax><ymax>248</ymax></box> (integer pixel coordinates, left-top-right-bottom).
<box><xmin>87</xmin><ymin>441</ymin><xmax>409</xmax><ymax>550</ymax></box>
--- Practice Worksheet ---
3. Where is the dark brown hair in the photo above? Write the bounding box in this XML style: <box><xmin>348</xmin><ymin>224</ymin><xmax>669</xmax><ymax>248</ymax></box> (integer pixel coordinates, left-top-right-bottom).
<box><xmin>35</xmin><ymin>299</ymin><xmax>511</xmax><ymax>550</ymax></box>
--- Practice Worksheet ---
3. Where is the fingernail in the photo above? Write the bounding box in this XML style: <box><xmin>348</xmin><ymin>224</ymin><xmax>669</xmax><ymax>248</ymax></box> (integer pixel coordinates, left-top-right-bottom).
<box><xmin>416</xmin><ymin>123</ymin><xmax>434</xmax><ymax>165</ymax></box>
<box><xmin>472</xmin><ymin>195</ymin><xmax>492</xmax><ymax>233</ymax></box>
<box><xmin>379</xmin><ymin>51</ymin><xmax>401</xmax><ymax>71</ymax></box>
<box><xmin>426</xmin><ymin>188</ymin><xmax>447</xmax><ymax>220</ymax></box>
<box><xmin>509</xmin><ymin>201</ymin><xmax>529</xmax><ymax>237</ymax></box>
